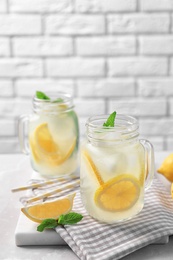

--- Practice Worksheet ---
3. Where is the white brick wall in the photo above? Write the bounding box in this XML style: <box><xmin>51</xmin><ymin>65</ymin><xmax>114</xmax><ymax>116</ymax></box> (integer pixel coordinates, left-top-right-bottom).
<box><xmin>0</xmin><ymin>38</ymin><xmax>10</xmax><ymax>56</ymax></box>
<box><xmin>108</xmin><ymin>58</ymin><xmax>167</xmax><ymax>76</ymax></box>
<box><xmin>77</xmin><ymin>79</ymin><xmax>135</xmax><ymax>97</ymax></box>
<box><xmin>15</xmin><ymin>79</ymin><xmax>74</xmax><ymax>96</ymax></box>
<box><xmin>108</xmin><ymin>98</ymin><xmax>167</xmax><ymax>116</ymax></box>
<box><xmin>0</xmin><ymin>0</ymin><xmax>7</xmax><ymax>12</ymax></box>
<box><xmin>0</xmin><ymin>59</ymin><xmax>43</xmax><ymax>77</ymax></box>
<box><xmin>9</xmin><ymin>0</ymin><xmax>73</xmax><ymax>13</ymax></box>
<box><xmin>0</xmin><ymin>0</ymin><xmax>173</xmax><ymax>153</ymax></box>
<box><xmin>108</xmin><ymin>14</ymin><xmax>170</xmax><ymax>33</ymax></box>
<box><xmin>76</xmin><ymin>37</ymin><xmax>136</xmax><ymax>56</ymax></box>
<box><xmin>45</xmin><ymin>15</ymin><xmax>105</xmax><ymax>35</ymax></box>
<box><xmin>13</xmin><ymin>37</ymin><xmax>73</xmax><ymax>56</ymax></box>
<box><xmin>46</xmin><ymin>58</ymin><xmax>105</xmax><ymax>77</ymax></box>
<box><xmin>139</xmin><ymin>36</ymin><xmax>173</xmax><ymax>55</ymax></box>
<box><xmin>140</xmin><ymin>0</ymin><xmax>173</xmax><ymax>11</ymax></box>
<box><xmin>0</xmin><ymin>15</ymin><xmax>42</xmax><ymax>35</ymax></box>
<box><xmin>75</xmin><ymin>0</ymin><xmax>136</xmax><ymax>13</ymax></box>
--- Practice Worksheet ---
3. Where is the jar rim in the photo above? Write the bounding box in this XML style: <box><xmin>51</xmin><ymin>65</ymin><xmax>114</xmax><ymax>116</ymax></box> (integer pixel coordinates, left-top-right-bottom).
<box><xmin>33</xmin><ymin>91</ymin><xmax>72</xmax><ymax>103</ymax></box>
<box><xmin>86</xmin><ymin>114</ymin><xmax>138</xmax><ymax>132</ymax></box>
<box><xmin>32</xmin><ymin>91</ymin><xmax>74</xmax><ymax>113</ymax></box>
<box><xmin>86</xmin><ymin>114</ymin><xmax>139</xmax><ymax>145</ymax></box>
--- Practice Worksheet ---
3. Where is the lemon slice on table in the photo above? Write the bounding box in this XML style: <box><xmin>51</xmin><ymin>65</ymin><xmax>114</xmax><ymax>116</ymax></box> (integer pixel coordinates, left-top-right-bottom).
<box><xmin>94</xmin><ymin>174</ymin><xmax>140</xmax><ymax>212</ymax></box>
<box><xmin>157</xmin><ymin>153</ymin><xmax>173</xmax><ymax>182</ymax></box>
<box><xmin>21</xmin><ymin>194</ymin><xmax>75</xmax><ymax>223</ymax></box>
<box><xmin>30</xmin><ymin>123</ymin><xmax>76</xmax><ymax>166</ymax></box>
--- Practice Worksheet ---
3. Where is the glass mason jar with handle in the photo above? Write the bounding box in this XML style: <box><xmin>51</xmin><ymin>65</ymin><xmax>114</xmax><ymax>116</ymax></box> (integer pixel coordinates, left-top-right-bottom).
<box><xmin>80</xmin><ymin>114</ymin><xmax>154</xmax><ymax>223</ymax></box>
<box><xmin>18</xmin><ymin>92</ymin><xmax>79</xmax><ymax>178</ymax></box>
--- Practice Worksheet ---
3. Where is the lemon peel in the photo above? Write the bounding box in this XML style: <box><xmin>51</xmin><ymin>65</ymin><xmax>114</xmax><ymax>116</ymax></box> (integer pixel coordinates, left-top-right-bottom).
<box><xmin>82</xmin><ymin>150</ymin><xmax>104</xmax><ymax>186</ymax></box>
<box><xmin>171</xmin><ymin>183</ymin><xmax>173</xmax><ymax>199</ymax></box>
<box><xmin>157</xmin><ymin>153</ymin><xmax>173</xmax><ymax>182</ymax></box>
<box><xmin>21</xmin><ymin>194</ymin><xmax>75</xmax><ymax>223</ymax></box>
<box><xmin>29</xmin><ymin>123</ymin><xmax>76</xmax><ymax>166</ymax></box>
<box><xmin>94</xmin><ymin>174</ymin><xmax>140</xmax><ymax>212</ymax></box>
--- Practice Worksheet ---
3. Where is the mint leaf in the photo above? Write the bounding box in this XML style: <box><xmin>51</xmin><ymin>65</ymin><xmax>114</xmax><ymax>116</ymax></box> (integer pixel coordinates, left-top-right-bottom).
<box><xmin>103</xmin><ymin>111</ymin><xmax>116</xmax><ymax>127</ymax></box>
<box><xmin>36</xmin><ymin>91</ymin><xmax>64</xmax><ymax>103</ymax></box>
<box><xmin>36</xmin><ymin>91</ymin><xmax>50</xmax><ymax>100</ymax></box>
<box><xmin>37</xmin><ymin>212</ymin><xmax>83</xmax><ymax>232</ymax></box>
<box><xmin>52</xmin><ymin>98</ymin><xmax>64</xmax><ymax>103</ymax></box>
<box><xmin>58</xmin><ymin>212</ymin><xmax>83</xmax><ymax>225</ymax></box>
<box><xmin>37</xmin><ymin>218</ymin><xmax>58</xmax><ymax>232</ymax></box>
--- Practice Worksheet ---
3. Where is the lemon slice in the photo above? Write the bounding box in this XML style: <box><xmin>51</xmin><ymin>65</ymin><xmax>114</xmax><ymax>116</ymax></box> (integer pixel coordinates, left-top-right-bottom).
<box><xmin>30</xmin><ymin>123</ymin><xmax>76</xmax><ymax>166</ymax></box>
<box><xmin>157</xmin><ymin>153</ymin><xmax>173</xmax><ymax>182</ymax></box>
<box><xmin>29</xmin><ymin>137</ymin><xmax>41</xmax><ymax>162</ymax></box>
<box><xmin>82</xmin><ymin>150</ymin><xmax>104</xmax><ymax>186</ymax></box>
<box><xmin>45</xmin><ymin>138</ymin><xmax>76</xmax><ymax>166</ymax></box>
<box><xmin>82</xmin><ymin>151</ymin><xmax>140</xmax><ymax>212</ymax></box>
<box><xmin>35</xmin><ymin>123</ymin><xmax>58</xmax><ymax>154</ymax></box>
<box><xmin>21</xmin><ymin>194</ymin><xmax>75</xmax><ymax>223</ymax></box>
<box><xmin>95</xmin><ymin>174</ymin><xmax>140</xmax><ymax>212</ymax></box>
<box><xmin>171</xmin><ymin>183</ymin><xmax>173</xmax><ymax>199</ymax></box>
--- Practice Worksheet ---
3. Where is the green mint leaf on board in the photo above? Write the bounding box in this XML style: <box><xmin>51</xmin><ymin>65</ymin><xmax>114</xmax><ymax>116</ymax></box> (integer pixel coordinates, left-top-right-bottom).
<box><xmin>103</xmin><ymin>111</ymin><xmax>116</xmax><ymax>127</ymax></box>
<box><xmin>37</xmin><ymin>212</ymin><xmax>83</xmax><ymax>232</ymax></box>
<box><xmin>37</xmin><ymin>218</ymin><xmax>58</xmax><ymax>232</ymax></box>
<box><xmin>36</xmin><ymin>91</ymin><xmax>50</xmax><ymax>100</ymax></box>
<box><xmin>58</xmin><ymin>212</ymin><xmax>83</xmax><ymax>225</ymax></box>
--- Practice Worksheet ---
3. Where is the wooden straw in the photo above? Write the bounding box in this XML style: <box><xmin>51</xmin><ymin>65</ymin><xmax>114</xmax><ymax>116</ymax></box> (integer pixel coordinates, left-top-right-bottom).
<box><xmin>25</xmin><ymin>179</ymin><xmax>80</xmax><ymax>204</ymax></box>
<box><xmin>11</xmin><ymin>175</ymin><xmax>79</xmax><ymax>192</ymax></box>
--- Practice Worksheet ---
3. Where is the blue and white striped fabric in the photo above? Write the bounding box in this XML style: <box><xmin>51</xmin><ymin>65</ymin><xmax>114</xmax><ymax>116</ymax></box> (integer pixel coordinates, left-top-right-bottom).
<box><xmin>56</xmin><ymin>178</ymin><xmax>173</xmax><ymax>260</ymax></box>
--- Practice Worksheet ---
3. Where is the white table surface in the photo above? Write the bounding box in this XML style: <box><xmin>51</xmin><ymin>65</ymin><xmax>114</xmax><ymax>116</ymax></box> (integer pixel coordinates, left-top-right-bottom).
<box><xmin>1</xmin><ymin>152</ymin><xmax>173</xmax><ymax>260</ymax></box>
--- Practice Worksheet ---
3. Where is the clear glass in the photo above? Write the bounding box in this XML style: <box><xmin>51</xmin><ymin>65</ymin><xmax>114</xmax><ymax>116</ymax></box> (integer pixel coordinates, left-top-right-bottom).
<box><xmin>80</xmin><ymin>114</ymin><xmax>154</xmax><ymax>223</ymax></box>
<box><xmin>18</xmin><ymin>92</ymin><xmax>79</xmax><ymax>178</ymax></box>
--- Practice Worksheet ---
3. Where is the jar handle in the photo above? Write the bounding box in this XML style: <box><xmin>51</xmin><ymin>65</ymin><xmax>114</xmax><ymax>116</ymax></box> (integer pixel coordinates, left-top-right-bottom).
<box><xmin>18</xmin><ymin>115</ymin><xmax>30</xmax><ymax>155</ymax></box>
<box><xmin>140</xmin><ymin>139</ymin><xmax>155</xmax><ymax>190</ymax></box>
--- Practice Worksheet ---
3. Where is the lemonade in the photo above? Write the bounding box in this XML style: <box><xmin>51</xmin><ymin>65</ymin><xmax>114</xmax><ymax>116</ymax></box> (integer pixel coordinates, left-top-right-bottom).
<box><xmin>19</xmin><ymin>92</ymin><xmax>79</xmax><ymax>178</ymax></box>
<box><xmin>80</xmin><ymin>114</ymin><xmax>154</xmax><ymax>223</ymax></box>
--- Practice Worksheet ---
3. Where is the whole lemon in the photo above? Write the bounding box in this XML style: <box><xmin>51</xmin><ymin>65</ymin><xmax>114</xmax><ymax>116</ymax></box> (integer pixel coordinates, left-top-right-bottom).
<box><xmin>157</xmin><ymin>153</ymin><xmax>173</xmax><ymax>182</ymax></box>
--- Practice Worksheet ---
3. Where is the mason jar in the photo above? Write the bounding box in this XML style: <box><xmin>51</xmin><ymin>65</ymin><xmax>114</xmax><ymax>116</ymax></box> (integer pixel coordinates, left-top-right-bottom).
<box><xmin>18</xmin><ymin>92</ymin><xmax>79</xmax><ymax>178</ymax></box>
<box><xmin>80</xmin><ymin>114</ymin><xmax>154</xmax><ymax>223</ymax></box>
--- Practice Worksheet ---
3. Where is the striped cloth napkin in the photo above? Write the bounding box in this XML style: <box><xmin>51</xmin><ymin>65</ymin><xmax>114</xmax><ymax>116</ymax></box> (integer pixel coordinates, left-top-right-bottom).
<box><xmin>56</xmin><ymin>178</ymin><xmax>173</xmax><ymax>260</ymax></box>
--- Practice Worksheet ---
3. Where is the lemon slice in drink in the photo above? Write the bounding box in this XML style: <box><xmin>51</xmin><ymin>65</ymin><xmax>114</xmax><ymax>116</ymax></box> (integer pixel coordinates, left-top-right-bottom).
<box><xmin>30</xmin><ymin>123</ymin><xmax>76</xmax><ymax>166</ymax></box>
<box><xmin>95</xmin><ymin>174</ymin><xmax>140</xmax><ymax>212</ymax></box>
<box><xmin>82</xmin><ymin>151</ymin><xmax>140</xmax><ymax>212</ymax></box>
<box><xmin>29</xmin><ymin>138</ymin><xmax>41</xmax><ymax>162</ymax></box>
<box><xmin>35</xmin><ymin>123</ymin><xmax>59</xmax><ymax>154</ymax></box>
<box><xmin>21</xmin><ymin>194</ymin><xmax>75</xmax><ymax>223</ymax></box>
<box><xmin>82</xmin><ymin>150</ymin><xmax>104</xmax><ymax>186</ymax></box>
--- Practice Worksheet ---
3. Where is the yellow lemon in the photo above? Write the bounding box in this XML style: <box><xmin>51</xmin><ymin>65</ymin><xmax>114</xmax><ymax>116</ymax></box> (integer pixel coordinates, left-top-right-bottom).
<box><xmin>35</xmin><ymin>123</ymin><xmax>58</xmax><ymax>154</ymax></box>
<box><xmin>82</xmin><ymin>150</ymin><xmax>104</xmax><ymax>186</ymax></box>
<box><xmin>157</xmin><ymin>153</ymin><xmax>173</xmax><ymax>182</ymax></box>
<box><xmin>29</xmin><ymin>137</ymin><xmax>41</xmax><ymax>162</ymax></box>
<box><xmin>29</xmin><ymin>123</ymin><xmax>76</xmax><ymax>166</ymax></box>
<box><xmin>171</xmin><ymin>183</ymin><xmax>173</xmax><ymax>199</ymax></box>
<box><xmin>21</xmin><ymin>194</ymin><xmax>75</xmax><ymax>223</ymax></box>
<box><xmin>95</xmin><ymin>174</ymin><xmax>140</xmax><ymax>212</ymax></box>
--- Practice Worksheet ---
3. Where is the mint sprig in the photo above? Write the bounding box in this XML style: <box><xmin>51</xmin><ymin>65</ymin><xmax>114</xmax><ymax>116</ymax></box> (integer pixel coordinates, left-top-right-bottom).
<box><xmin>58</xmin><ymin>212</ymin><xmax>83</xmax><ymax>225</ymax></box>
<box><xmin>36</xmin><ymin>91</ymin><xmax>64</xmax><ymax>103</ymax></box>
<box><xmin>52</xmin><ymin>98</ymin><xmax>64</xmax><ymax>103</ymax></box>
<box><xmin>103</xmin><ymin>111</ymin><xmax>116</xmax><ymax>127</ymax></box>
<box><xmin>36</xmin><ymin>91</ymin><xmax>50</xmax><ymax>100</ymax></box>
<box><xmin>37</xmin><ymin>218</ymin><xmax>58</xmax><ymax>232</ymax></box>
<box><xmin>37</xmin><ymin>212</ymin><xmax>83</xmax><ymax>232</ymax></box>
